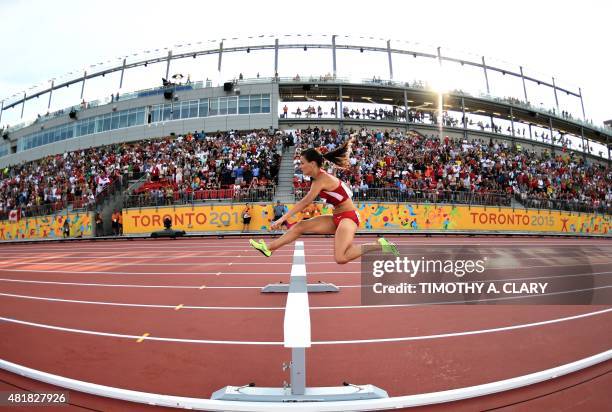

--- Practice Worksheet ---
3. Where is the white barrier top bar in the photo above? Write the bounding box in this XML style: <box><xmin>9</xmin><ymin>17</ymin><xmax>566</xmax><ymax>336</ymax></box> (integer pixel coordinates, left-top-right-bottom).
<box><xmin>284</xmin><ymin>241</ymin><xmax>311</xmax><ymax>348</ymax></box>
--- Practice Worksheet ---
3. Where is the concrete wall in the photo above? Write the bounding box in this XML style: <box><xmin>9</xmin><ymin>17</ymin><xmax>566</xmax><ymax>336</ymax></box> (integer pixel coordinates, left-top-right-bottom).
<box><xmin>0</xmin><ymin>82</ymin><xmax>279</xmax><ymax>168</ymax></box>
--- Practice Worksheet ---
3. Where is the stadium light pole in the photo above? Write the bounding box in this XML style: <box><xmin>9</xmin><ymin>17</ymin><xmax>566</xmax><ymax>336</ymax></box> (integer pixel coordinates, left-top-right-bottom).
<box><xmin>461</xmin><ymin>97</ymin><xmax>467</xmax><ymax>139</ymax></box>
<box><xmin>80</xmin><ymin>71</ymin><xmax>87</xmax><ymax>100</ymax></box>
<box><xmin>274</xmin><ymin>38</ymin><xmax>279</xmax><ymax>77</ymax></box>
<box><xmin>217</xmin><ymin>42</ymin><xmax>223</xmax><ymax>81</ymax></box>
<box><xmin>387</xmin><ymin>40</ymin><xmax>393</xmax><ymax>80</ymax></box>
<box><xmin>482</xmin><ymin>56</ymin><xmax>491</xmax><ymax>95</ymax></box>
<box><xmin>119</xmin><ymin>58</ymin><xmax>127</xmax><ymax>89</ymax></box>
<box><xmin>551</xmin><ymin>77</ymin><xmax>559</xmax><ymax>113</ymax></box>
<box><xmin>338</xmin><ymin>84</ymin><xmax>343</xmax><ymax>131</ymax></box>
<box><xmin>166</xmin><ymin>50</ymin><xmax>173</xmax><ymax>81</ymax></box>
<box><xmin>437</xmin><ymin>46</ymin><xmax>443</xmax><ymax>86</ymax></box>
<box><xmin>332</xmin><ymin>35</ymin><xmax>337</xmax><ymax>79</ymax></box>
<box><xmin>520</xmin><ymin>66</ymin><xmax>528</xmax><ymax>102</ymax></box>
<box><xmin>436</xmin><ymin>47</ymin><xmax>444</xmax><ymax>136</ymax></box>
<box><xmin>403</xmin><ymin>89</ymin><xmax>409</xmax><ymax>127</ymax></box>
<box><xmin>510</xmin><ymin>107</ymin><xmax>515</xmax><ymax>142</ymax></box>
<box><xmin>48</xmin><ymin>80</ymin><xmax>54</xmax><ymax>109</ymax></box>
<box><xmin>548</xmin><ymin>117</ymin><xmax>555</xmax><ymax>154</ymax></box>
<box><xmin>580</xmin><ymin>126</ymin><xmax>587</xmax><ymax>162</ymax></box>
<box><xmin>578</xmin><ymin>87</ymin><xmax>586</xmax><ymax>121</ymax></box>
<box><xmin>20</xmin><ymin>92</ymin><xmax>26</xmax><ymax>119</ymax></box>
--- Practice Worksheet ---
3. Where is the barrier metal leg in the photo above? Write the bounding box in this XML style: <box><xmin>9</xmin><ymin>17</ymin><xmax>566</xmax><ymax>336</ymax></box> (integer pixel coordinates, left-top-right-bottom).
<box><xmin>291</xmin><ymin>348</ymin><xmax>306</xmax><ymax>395</ymax></box>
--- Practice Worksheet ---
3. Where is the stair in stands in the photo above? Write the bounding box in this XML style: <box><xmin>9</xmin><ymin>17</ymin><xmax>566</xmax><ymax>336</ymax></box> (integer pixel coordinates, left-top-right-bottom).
<box><xmin>97</xmin><ymin>173</ymin><xmax>147</xmax><ymax>236</ymax></box>
<box><xmin>274</xmin><ymin>145</ymin><xmax>297</xmax><ymax>203</ymax></box>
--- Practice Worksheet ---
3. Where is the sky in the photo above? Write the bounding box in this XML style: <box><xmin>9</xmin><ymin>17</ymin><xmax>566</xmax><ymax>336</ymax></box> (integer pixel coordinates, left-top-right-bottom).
<box><xmin>0</xmin><ymin>0</ymin><xmax>610</xmax><ymax>129</ymax></box>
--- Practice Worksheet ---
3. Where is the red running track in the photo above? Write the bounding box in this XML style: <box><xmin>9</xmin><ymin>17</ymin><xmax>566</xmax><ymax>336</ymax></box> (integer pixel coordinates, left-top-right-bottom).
<box><xmin>0</xmin><ymin>236</ymin><xmax>610</xmax><ymax>411</ymax></box>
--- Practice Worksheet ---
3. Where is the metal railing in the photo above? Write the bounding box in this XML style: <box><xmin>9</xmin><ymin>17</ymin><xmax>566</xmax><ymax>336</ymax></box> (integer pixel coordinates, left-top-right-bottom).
<box><xmin>93</xmin><ymin>174</ymin><xmax>127</xmax><ymax>210</ymax></box>
<box><xmin>295</xmin><ymin>187</ymin><xmax>511</xmax><ymax>207</ymax></box>
<box><xmin>1</xmin><ymin>202</ymin><xmax>69</xmax><ymax>221</ymax></box>
<box><xmin>0</xmin><ymin>197</ymin><xmax>95</xmax><ymax>221</ymax></box>
<box><xmin>293</xmin><ymin>186</ymin><xmax>611</xmax><ymax>215</ymax></box>
<box><xmin>516</xmin><ymin>194</ymin><xmax>611</xmax><ymax>215</ymax></box>
<box><xmin>124</xmin><ymin>186</ymin><xmax>276</xmax><ymax>209</ymax></box>
<box><xmin>0</xmin><ymin>173</ymin><xmax>130</xmax><ymax>222</ymax></box>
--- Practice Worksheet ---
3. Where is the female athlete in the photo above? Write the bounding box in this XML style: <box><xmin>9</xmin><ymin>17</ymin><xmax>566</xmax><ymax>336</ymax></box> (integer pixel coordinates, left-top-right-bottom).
<box><xmin>250</xmin><ymin>138</ymin><xmax>399</xmax><ymax>263</ymax></box>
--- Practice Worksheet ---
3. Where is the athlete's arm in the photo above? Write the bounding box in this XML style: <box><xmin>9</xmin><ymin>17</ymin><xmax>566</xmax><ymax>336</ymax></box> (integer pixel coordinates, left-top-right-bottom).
<box><xmin>274</xmin><ymin>178</ymin><xmax>324</xmax><ymax>225</ymax></box>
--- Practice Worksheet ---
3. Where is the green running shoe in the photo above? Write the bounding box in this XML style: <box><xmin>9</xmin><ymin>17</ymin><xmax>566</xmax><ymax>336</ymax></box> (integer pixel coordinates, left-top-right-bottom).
<box><xmin>250</xmin><ymin>239</ymin><xmax>272</xmax><ymax>257</ymax></box>
<box><xmin>378</xmin><ymin>237</ymin><xmax>399</xmax><ymax>256</ymax></box>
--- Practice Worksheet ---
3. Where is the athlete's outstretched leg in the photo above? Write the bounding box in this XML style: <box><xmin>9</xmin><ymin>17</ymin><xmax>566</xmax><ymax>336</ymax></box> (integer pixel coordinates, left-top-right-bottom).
<box><xmin>334</xmin><ymin>219</ymin><xmax>399</xmax><ymax>264</ymax></box>
<box><xmin>268</xmin><ymin>215</ymin><xmax>336</xmax><ymax>251</ymax></box>
<box><xmin>250</xmin><ymin>216</ymin><xmax>336</xmax><ymax>257</ymax></box>
<box><xmin>334</xmin><ymin>219</ymin><xmax>370</xmax><ymax>264</ymax></box>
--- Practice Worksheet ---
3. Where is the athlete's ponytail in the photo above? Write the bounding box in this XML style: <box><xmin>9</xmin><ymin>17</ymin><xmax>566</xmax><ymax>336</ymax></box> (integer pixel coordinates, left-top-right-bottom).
<box><xmin>302</xmin><ymin>137</ymin><xmax>353</xmax><ymax>169</ymax></box>
<box><xmin>322</xmin><ymin>137</ymin><xmax>352</xmax><ymax>169</ymax></box>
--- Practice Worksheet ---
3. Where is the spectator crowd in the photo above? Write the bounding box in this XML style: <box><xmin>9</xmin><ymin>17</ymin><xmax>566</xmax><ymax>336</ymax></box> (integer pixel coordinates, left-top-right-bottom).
<box><xmin>125</xmin><ymin>130</ymin><xmax>282</xmax><ymax>207</ymax></box>
<box><xmin>1</xmin><ymin>130</ymin><xmax>283</xmax><ymax>219</ymax></box>
<box><xmin>0</xmin><ymin>145</ymin><xmax>125</xmax><ymax>220</ymax></box>
<box><xmin>1</xmin><ymin>126</ymin><xmax>609</xmax><ymax>221</ymax></box>
<box><xmin>292</xmin><ymin>127</ymin><xmax>611</xmax><ymax>213</ymax></box>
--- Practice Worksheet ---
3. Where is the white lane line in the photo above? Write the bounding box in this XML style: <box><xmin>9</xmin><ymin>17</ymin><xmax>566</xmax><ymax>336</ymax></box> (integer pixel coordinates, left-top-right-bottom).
<box><xmin>311</xmin><ymin>285</ymin><xmax>612</xmax><ymax>308</ymax></box>
<box><xmin>0</xmin><ymin>249</ymin><xmax>340</xmax><ymax>256</ymax></box>
<box><xmin>0</xmin><ymin>243</ymin><xmax>612</xmax><ymax>256</ymax></box>
<box><xmin>0</xmin><ymin>255</ymin><xmax>298</xmax><ymax>259</ymax></box>
<box><xmin>1</xmin><ymin>263</ymin><xmax>610</xmax><ymax>279</ymax></box>
<box><xmin>0</xmin><ymin>253</ymin><xmax>607</xmax><ymax>261</ymax></box>
<box><xmin>1</xmin><ymin>241</ymin><xmax>607</xmax><ymax>249</ymax></box>
<box><xmin>0</xmin><ymin>268</ymin><xmax>353</xmax><ymax>276</ymax></box>
<box><xmin>0</xmin><ymin>262</ymin><xmax>306</xmax><ymax>266</ymax></box>
<box><xmin>0</xmin><ymin>279</ymin><xmax>289</xmax><ymax>289</ymax></box>
<box><xmin>315</xmin><ymin>307</ymin><xmax>612</xmax><ymax>345</ymax></box>
<box><xmin>0</xmin><ymin>293</ymin><xmax>283</xmax><ymax>310</ymax></box>
<box><xmin>0</xmin><ymin>241</ymin><xmax>607</xmax><ymax>252</ymax></box>
<box><xmin>1</xmin><ymin>269</ymin><xmax>610</xmax><ymax>290</ymax></box>
<box><xmin>1</xmin><ymin>285</ymin><xmax>611</xmax><ymax>310</ymax></box>
<box><xmin>2</xmin><ymin>261</ymin><xmax>612</xmax><ymax>269</ymax></box>
<box><xmin>1</xmin><ymin>238</ymin><xmax>608</xmax><ymax>246</ymax></box>
<box><xmin>0</xmin><ymin>308</ymin><xmax>610</xmax><ymax>346</ymax></box>
<box><xmin>0</xmin><ymin>316</ymin><xmax>281</xmax><ymax>345</ymax></box>
<box><xmin>0</xmin><ymin>244</ymin><xmax>607</xmax><ymax>254</ymax></box>
<box><xmin>2</xmin><ymin>263</ymin><xmax>611</xmax><ymax>277</ymax></box>
<box><xmin>284</xmin><ymin>241</ymin><xmax>311</xmax><ymax>348</ymax></box>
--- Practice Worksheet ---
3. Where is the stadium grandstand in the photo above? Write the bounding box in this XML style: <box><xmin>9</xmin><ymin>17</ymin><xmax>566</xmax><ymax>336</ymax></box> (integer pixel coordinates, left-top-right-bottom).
<box><xmin>0</xmin><ymin>33</ymin><xmax>610</xmax><ymax>412</ymax></box>
<box><xmin>1</xmin><ymin>36</ymin><xmax>610</xmax><ymax>234</ymax></box>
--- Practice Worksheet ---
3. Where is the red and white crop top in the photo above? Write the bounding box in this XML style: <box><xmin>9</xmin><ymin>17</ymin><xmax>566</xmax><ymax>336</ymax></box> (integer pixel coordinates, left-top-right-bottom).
<box><xmin>316</xmin><ymin>169</ymin><xmax>353</xmax><ymax>206</ymax></box>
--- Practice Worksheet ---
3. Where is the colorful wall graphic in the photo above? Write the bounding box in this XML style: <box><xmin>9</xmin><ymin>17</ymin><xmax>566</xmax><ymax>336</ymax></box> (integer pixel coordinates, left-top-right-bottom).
<box><xmin>354</xmin><ymin>203</ymin><xmax>610</xmax><ymax>235</ymax></box>
<box><xmin>0</xmin><ymin>212</ymin><xmax>94</xmax><ymax>241</ymax></box>
<box><xmin>122</xmin><ymin>203</ymin><xmax>610</xmax><ymax>236</ymax></box>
